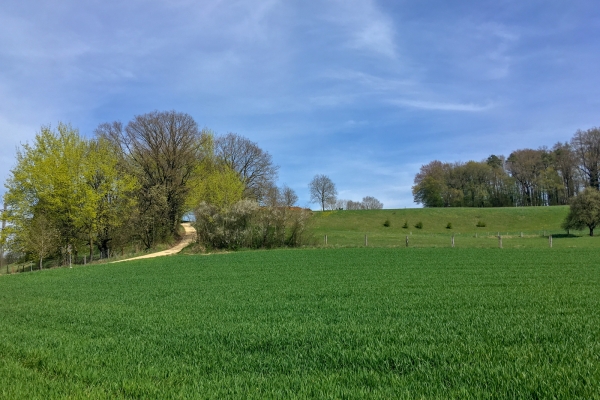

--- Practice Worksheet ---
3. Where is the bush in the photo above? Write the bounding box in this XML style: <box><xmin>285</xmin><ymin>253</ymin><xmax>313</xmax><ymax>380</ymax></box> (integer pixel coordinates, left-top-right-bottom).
<box><xmin>476</xmin><ymin>220</ymin><xmax>486</xmax><ymax>227</ymax></box>
<box><xmin>194</xmin><ymin>200</ymin><xmax>313</xmax><ymax>250</ymax></box>
<box><xmin>414</xmin><ymin>221</ymin><xmax>423</xmax><ymax>229</ymax></box>
<box><xmin>446</xmin><ymin>222</ymin><xmax>452</xmax><ymax>229</ymax></box>
<box><xmin>383</xmin><ymin>219</ymin><xmax>391</xmax><ymax>227</ymax></box>
<box><xmin>402</xmin><ymin>220</ymin><xmax>409</xmax><ymax>229</ymax></box>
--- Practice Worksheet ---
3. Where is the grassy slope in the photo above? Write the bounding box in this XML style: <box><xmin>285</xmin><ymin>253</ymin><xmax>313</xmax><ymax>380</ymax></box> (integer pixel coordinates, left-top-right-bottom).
<box><xmin>308</xmin><ymin>206</ymin><xmax>600</xmax><ymax>248</ymax></box>
<box><xmin>1</xmin><ymin>248</ymin><xmax>599</xmax><ymax>398</ymax></box>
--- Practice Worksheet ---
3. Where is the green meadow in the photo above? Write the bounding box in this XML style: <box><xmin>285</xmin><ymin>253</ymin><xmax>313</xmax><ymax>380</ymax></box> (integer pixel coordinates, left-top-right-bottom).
<box><xmin>309</xmin><ymin>206</ymin><xmax>598</xmax><ymax>248</ymax></box>
<box><xmin>1</xmin><ymin>246</ymin><xmax>599</xmax><ymax>398</ymax></box>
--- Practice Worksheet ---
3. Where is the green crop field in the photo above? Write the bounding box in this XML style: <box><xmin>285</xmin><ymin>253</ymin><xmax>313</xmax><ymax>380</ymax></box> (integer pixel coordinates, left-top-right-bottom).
<box><xmin>1</xmin><ymin>248</ymin><xmax>599</xmax><ymax>398</ymax></box>
<box><xmin>309</xmin><ymin>206</ymin><xmax>600</xmax><ymax>248</ymax></box>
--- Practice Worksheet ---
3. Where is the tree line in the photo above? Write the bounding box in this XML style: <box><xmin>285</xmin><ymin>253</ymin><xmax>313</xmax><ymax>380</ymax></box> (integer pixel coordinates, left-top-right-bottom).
<box><xmin>1</xmin><ymin>110</ymin><xmax>310</xmax><ymax>267</ymax></box>
<box><xmin>412</xmin><ymin>127</ymin><xmax>600</xmax><ymax>208</ymax></box>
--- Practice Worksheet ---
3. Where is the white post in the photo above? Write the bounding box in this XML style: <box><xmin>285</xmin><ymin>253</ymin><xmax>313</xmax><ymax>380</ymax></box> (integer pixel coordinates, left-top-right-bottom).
<box><xmin>451</xmin><ymin>234</ymin><xmax>455</xmax><ymax>248</ymax></box>
<box><xmin>365</xmin><ymin>235</ymin><xmax>368</xmax><ymax>246</ymax></box>
<box><xmin>498</xmin><ymin>235</ymin><xmax>503</xmax><ymax>249</ymax></box>
<box><xmin>549</xmin><ymin>235</ymin><xmax>552</xmax><ymax>248</ymax></box>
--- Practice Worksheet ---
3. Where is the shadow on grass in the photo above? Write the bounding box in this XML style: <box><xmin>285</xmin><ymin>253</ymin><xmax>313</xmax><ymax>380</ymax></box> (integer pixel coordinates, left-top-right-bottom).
<box><xmin>552</xmin><ymin>233</ymin><xmax>583</xmax><ymax>239</ymax></box>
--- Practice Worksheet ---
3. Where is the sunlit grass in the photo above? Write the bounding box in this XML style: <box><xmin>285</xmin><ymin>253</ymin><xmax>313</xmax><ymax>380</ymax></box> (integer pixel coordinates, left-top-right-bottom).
<box><xmin>1</xmin><ymin>247</ymin><xmax>599</xmax><ymax>398</ymax></box>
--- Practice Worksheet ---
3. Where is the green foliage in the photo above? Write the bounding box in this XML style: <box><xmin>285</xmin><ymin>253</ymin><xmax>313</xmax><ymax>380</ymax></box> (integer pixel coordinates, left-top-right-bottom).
<box><xmin>402</xmin><ymin>220</ymin><xmax>409</xmax><ymax>229</ymax></box>
<box><xmin>187</xmin><ymin>164</ymin><xmax>244</xmax><ymax>211</ymax></box>
<box><xmin>562</xmin><ymin>187</ymin><xmax>600</xmax><ymax>236</ymax></box>
<box><xmin>414</xmin><ymin>221</ymin><xmax>423</xmax><ymax>229</ymax></box>
<box><xmin>4</xmin><ymin>124</ymin><xmax>138</xmax><ymax>260</ymax></box>
<box><xmin>0</xmin><ymin>248</ymin><xmax>598</xmax><ymax>397</ymax></box>
<box><xmin>383</xmin><ymin>219</ymin><xmax>391</xmax><ymax>227</ymax></box>
<box><xmin>446</xmin><ymin>222</ymin><xmax>452</xmax><ymax>229</ymax></box>
<box><xmin>476</xmin><ymin>220</ymin><xmax>487</xmax><ymax>227</ymax></box>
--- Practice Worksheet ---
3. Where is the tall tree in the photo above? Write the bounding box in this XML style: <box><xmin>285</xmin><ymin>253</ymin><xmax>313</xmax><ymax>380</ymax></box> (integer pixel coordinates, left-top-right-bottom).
<box><xmin>96</xmin><ymin>111</ymin><xmax>209</xmax><ymax>243</ymax></box>
<box><xmin>309</xmin><ymin>174</ymin><xmax>337</xmax><ymax>211</ymax></box>
<box><xmin>215</xmin><ymin>133</ymin><xmax>279</xmax><ymax>202</ymax></box>
<box><xmin>552</xmin><ymin>142</ymin><xmax>580</xmax><ymax>203</ymax></box>
<box><xmin>571</xmin><ymin>127</ymin><xmax>600</xmax><ymax>190</ymax></box>
<box><xmin>4</xmin><ymin>124</ymin><xmax>95</xmax><ymax>258</ymax></box>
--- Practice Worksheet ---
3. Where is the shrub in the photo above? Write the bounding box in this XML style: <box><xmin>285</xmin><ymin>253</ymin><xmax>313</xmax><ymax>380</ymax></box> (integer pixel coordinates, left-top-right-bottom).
<box><xmin>446</xmin><ymin>222</ymin><xmax>452</xmax><ymax>229</ymax></box>
<box><xmin>194</xmin><ymin>200</ymin><xmax>313</xmax><ymax>250</ymax></box>
<box><xmin>476</xmin><ymin>220</ymin><xmax>486</xmax><ymax>227</ymax></box>
<box><xmin>383</xmin><ymin>219</ymin><xmax>391</xmax><ymax>227</ymax></box>
<box><xmin>402</xmin><ymin>220</ymin><xmax>409</xmax><ymax>229</ymax></box>
<box><xmin>414</xmin><ymin>221</ymin><xmax>423</xmax><ymax>229</ymax></box>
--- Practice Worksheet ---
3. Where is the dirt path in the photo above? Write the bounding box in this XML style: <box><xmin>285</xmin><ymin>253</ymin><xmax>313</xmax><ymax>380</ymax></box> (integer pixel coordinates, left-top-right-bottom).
<box><xmin>111</xmin><ymin>223</ymin><xmax>197</xmax><ymax>263</ymax></box>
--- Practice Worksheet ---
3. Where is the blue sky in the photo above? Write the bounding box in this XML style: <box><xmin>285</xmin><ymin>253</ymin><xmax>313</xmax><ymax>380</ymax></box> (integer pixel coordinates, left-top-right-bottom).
<box><xmin>1</xmin><ymin>0</ymin><xmax>599</xmax><ymax>209</ymax></box>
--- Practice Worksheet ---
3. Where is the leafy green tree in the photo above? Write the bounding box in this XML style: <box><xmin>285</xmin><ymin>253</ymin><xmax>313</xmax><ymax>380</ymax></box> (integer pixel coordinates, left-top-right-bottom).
<box><xmin>83</xmin><ymin>138</ymin><xmax>138</xmax><ymax>258</ymax></box>
<box><xmin>188</xmin><ymin>166</ymin><xmax>244</xmax><ymax>212</ymax></box>
<box><xmin>5</xmin><ymin>124</ymin><xmax>94</xmax><ymax>257</ymax></box>
<box><xmin>4</xmin><ymin>124</ymin><xmax>138</xmax><ymax>261</ymax></box>
<box><xmin>23</xmin><ymin>213</ymin><xmax>59</xmax><ymax>269</ymax></box>
<box><xmin>562</xmin><ymin>188</ymin><xmax>600</xmax><ymax>236</ymax></box>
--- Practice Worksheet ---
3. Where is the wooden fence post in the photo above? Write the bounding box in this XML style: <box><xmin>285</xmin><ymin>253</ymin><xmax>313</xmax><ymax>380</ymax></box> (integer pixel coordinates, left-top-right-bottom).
<box><xmin>549</xmin><ymin>235</ymin><xmax>552</xmax><ymax>248</ymax></box>
<box><xmin>405</xmin><ymin>236</ymin><xmax>409</xmax><ymax>247</ymax></box>
<box><xmin>365</xmin><ymin>235</ymin><xmax>368</xmax><ymax>246</ymax></box>
<box><xmin>451</xmin><ymin>234</ymin><xmax>455</xmax><ymax>248</ymax></box>
<box><xmin>498</xmin><ymin>235</ymin><xmax>503</xmax><ymax>249</ymax></box>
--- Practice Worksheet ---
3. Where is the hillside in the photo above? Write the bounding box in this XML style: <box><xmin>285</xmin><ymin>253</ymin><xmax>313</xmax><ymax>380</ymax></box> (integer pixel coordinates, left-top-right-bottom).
<box><xmin>308</xmin><ymin>206</ymin><xmax>589</xmax><ymax>248</ymax></box>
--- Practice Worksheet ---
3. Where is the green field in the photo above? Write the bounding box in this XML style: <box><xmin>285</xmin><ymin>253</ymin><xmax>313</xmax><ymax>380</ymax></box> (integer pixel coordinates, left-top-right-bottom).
<box><xmin>1</xmin><ymin>248</ymin><xmax>599</xmax><ymax>398</ymax></box>
<box><xmin>309</xmin><ymin>206</ymin><xmax>599</xmax><ymax>248</ymax></box>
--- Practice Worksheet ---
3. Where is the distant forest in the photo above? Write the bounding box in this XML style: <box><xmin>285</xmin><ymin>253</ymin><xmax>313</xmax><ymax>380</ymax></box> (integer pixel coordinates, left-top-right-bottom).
<box><xmin>413</xmin><ymin>127</ymin><xmax>600</xmax><ymax>207</ymax></box>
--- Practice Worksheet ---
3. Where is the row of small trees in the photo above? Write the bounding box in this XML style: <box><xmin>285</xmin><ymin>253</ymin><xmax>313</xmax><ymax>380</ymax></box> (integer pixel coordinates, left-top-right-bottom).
<box><xmin>1</xmin><ymin>110</ymin><xmax>301</xmax><ymax>266</ymax></box>
<box><xmin>308</xmin><ymin>174</ymin><xmax>383</xmax><ymax>211</ymax></box>
<box><xmin>413</xmin><ymin>127</ymin><xmax>600</xmax><ymax>207</ymax></box>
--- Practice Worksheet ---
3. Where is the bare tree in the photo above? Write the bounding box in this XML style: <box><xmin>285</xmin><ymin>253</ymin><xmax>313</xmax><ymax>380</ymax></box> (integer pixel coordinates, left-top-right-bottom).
<box><xmin>571</xmin><ymin>127</ymin><xmax>600</xmax><ymax>190</ymax></box>
<box><xmin>335</xmin><ymin>199</ymin><xmax>349</xmax><ymax>210</ymax></box>
<box><xmin>281</xmin><ymin>185</ymin><xmax>298</xmax><ymax>207</ymax></box>
<box><xmin>346</xmin><ymin>200</ymin><xmax>364</xmax><ymax>210</ymax></box>
<box><xmin>362</xmin><ymin>196</ymin><xmax>383</xmax><ymax>209</ymax></box>
<box><xmin>309</xmin><ymin>174</ymin><xmax>337</xmax><ymax>211</ymax></box>
<box><xmin>96</xmin><ymin>111</ymin><xmax>207</xmax><ymax>241</ymax></box>
<box><xmin>215</xmin><ymin>133</ymin><xmax>279</xmax><ymax>202</ymax></box>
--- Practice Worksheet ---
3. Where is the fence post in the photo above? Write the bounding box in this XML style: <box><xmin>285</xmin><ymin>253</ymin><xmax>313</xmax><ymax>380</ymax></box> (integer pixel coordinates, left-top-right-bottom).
<box><xmin>324</xmin><ymin>235</ymin><xmax>327</xmax><ymax>246</ymax></box>
<box><xmin>365</xmin><ymin>235</ymin><xmax>368</xmax><ymax>246</ymax></box>
<box><xmin>498</xmin><ymin>235</ymin><xmax>503</xmax><ymax>249</ymax></box>
<box><xmin>549</xmin><ymin>235</ymin><xmax>552</xmax><ymax>248</ymax></box>
<box><xmin>451</xmin><ymin>234</ymin><xmax>455</xmax><ymax>248</ymax></box>
<box><xmin>520</xmin><ymin>232</ymin><xmax>523</xmax><ymax>238</ymax></box>
<box><xmin>405</xmin><ymin>236</ymin><xmax>409</xmax><ymax>247</ymax></box>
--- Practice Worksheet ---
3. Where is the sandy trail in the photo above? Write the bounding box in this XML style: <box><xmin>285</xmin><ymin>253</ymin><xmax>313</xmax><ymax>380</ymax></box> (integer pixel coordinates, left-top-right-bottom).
<box><xmin>111</xmin><ymin>223</ymin><xmax>196</xmax><ymax>263</ymax></box>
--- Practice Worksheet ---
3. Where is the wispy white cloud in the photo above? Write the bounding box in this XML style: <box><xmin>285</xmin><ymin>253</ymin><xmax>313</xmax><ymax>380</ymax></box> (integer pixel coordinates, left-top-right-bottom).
<box><xmin>391</xmin><ymin>99</ymin><xmax>495</xmax><ymax>112</ymax></box>
<box><xmin>325</xmin><ymin>0</ymin><xmax>398</xmax><ymax>59</ymax></box>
